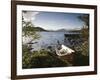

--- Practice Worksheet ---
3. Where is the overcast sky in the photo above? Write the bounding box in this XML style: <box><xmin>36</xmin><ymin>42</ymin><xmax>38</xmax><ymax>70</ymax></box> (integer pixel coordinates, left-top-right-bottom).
<box><xmin>22</xmin><ymin>11</ymin><xmax>88</xmax><ymax>30</ymax></box>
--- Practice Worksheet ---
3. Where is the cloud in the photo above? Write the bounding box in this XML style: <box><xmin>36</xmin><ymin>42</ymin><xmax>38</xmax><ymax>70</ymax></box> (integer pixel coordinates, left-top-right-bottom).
<box><xmin>22</xmin><ymin>11</ymin><xmax>39</xmax><ymax>22</ymax></box>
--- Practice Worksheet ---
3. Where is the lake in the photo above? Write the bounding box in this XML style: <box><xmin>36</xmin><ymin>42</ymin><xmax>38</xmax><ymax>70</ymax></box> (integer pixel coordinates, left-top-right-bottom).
<box><xmin>27</xmin><ymin>31</ymin><xmax>80</xmax><ymax>51</ymax></box>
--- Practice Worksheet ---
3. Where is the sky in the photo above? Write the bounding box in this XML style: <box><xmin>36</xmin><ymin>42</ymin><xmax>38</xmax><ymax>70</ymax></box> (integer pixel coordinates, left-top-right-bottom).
<box><xmin>22</xmin><ymin>11</ymin><xmax>89</xmax><ymax>30</ymax></box>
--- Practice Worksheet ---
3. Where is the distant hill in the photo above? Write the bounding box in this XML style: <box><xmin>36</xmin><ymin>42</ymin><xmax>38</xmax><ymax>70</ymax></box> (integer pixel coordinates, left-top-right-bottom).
<box><xmin>33</xmin><ymin>27</ymin><xmax>47</xmax><ymax>31</ymax></box>
<box><xmin>33</xmin><ymin>27</ymin><xmax>81</xmax><ymax>32</ymax></box>
<box><xmin>68</xmin><ymin>29</ymin><xmax>81</xmax><ymax>32</ymax></box>
<box><xmin>55</xmin><ymin>29</ymin><xmax>68</xmax><ymax>32</ymax></box>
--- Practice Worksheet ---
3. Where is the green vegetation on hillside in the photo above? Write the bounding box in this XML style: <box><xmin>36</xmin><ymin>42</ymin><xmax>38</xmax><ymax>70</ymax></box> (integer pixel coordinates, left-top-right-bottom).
<box><xmin>22</xmin><ymin>45</ymin><xmax>69</xmax><ymax>68</ymax></box>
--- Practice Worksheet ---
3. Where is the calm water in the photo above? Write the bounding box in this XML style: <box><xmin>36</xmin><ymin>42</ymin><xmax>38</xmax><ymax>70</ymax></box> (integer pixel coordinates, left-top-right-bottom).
<box><xmin>29</xmin><ymin>31</ymin><xmax>77</xmax><ymax>51</ymax></box>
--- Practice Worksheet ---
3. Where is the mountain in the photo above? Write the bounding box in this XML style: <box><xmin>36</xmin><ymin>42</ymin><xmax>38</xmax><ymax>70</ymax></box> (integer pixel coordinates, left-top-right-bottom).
<box><xmin>33</xmin><ymin>27</ymin><xmax>47</xmax><ymax>31</ymax></box>
<box><xmin>67</xmin><ymin>29</ymin><xmax>81</xmax><ymax>32</ymax></box>
<box><xmin>55</xmin><ymin>29</ymin><xmax>68</xmax><ymax>32</ymax></box>
<box><xmin>33</xmin><ymin>27</ymin><xmax>81</xmax><ymax>32</ymax></box>
<box><xmin>55</xmin><ymin>29</ymin><xmax>81</xmax><ymax>32</ymax></box>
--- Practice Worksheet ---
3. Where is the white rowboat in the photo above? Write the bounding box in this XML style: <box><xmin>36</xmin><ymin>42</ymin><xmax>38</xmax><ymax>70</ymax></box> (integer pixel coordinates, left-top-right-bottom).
<box><xmin>55</xmin><ymin>44</ymin><xmax>75</xmax><ymax>56</ymax></box>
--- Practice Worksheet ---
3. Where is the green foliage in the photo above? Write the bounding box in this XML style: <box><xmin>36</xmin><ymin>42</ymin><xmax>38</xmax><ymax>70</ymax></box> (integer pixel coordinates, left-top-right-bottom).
<box><xmin>22</xmin><ymin>45</ymin><xmax>69</xmax><ymax>69</ymax></box>
<box><xmin>22</xmin><ymin>44</ymin><xmax>32</xmax><ymax>68</ymax></box>
<box><xmin>72</xmin><ymin>28</ymin><xmax>89</xmax><ymax>65</ymax></box>
<box><xmin>22</xmin><ymin>21</ymin><xmax>40</xmax><ymax>38</ymax></box>
<box><xmin>70</xmin><ymin>14</ymin><xmax>89</xmax><ymax>66</ymax></box>
<box><xmin>76</xmin><ymin>14</ymin><xmax>89</xmax><ymax>56</ymax></box>
<box><xmin>80</xmin><ymin>27</ymin><xmax>89</xmax><ymax>40</ymax></box>
<box><xmin>74</xmin><ymin>40</ymin><xmax>89</xmax><ymax>56</ymax></box>
<box><xmin>81</xmin><ymin>41</ymin><xmax>89</xmax><ymax>56</ymax></box>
